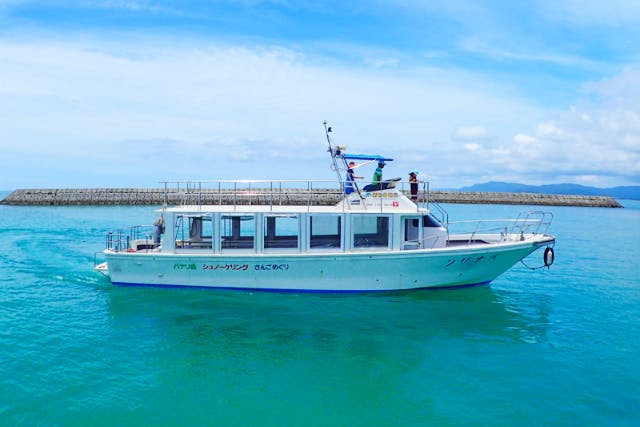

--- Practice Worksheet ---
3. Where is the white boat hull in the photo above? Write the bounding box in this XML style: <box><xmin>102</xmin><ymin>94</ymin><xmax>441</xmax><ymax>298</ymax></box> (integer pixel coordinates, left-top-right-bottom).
<box><xmin>102</xmin><ymin>237</ymin><xmax>552</xmax><ymax>292</ymax></box>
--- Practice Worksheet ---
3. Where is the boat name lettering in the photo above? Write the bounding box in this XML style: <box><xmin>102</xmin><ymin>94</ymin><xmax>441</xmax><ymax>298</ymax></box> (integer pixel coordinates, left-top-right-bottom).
<box><xmin>255</xmin><ymin>264</ymin><xmax>290</xmax><ymax>271</ymax></box>
<box><xmin>202</xmin><ymin>263</ymin><xmax>249</xmax><ymax>271</ymax></box>
<box><xmin>174</xmin><ymin>263</ymin><xmax>197</xmax><ymax>270</ymax></box>
<box><xmin>444</xmin><ymin>254</ymin><xmax>497</xmax><ymax>268</ymax></box>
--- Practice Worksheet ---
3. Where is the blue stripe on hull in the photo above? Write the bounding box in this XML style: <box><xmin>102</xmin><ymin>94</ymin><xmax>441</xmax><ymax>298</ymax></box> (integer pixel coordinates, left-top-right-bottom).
<box><xmin>110</xmin><ymin>280</ymin><xmax>492</xmax><ymax>293</ymax></box>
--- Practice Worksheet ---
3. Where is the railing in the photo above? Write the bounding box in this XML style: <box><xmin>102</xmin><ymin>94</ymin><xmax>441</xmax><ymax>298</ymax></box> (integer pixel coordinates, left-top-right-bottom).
<box><xmin>510</xmin><ymin>211</ymin><xmax>553</xmax><ymax>236</ymax></box>
<box><xmin>427</xmin><ymin>200</ymin><xmax>449</xmax><ymax>229</ymax></box>
<box><xmin>158</xmin><ymin>179</ymin><xmax>436</xmax><ymax>212</ymax></box>
<box><xmin>161</xmin><ymin>180</ymin><xmax>342</xmax><ymax>210</ymax></box>
<box><xmin>401</xmin><ymin>233</ymin><xmax>447</xmax><ymax>250</ymax></box>
<box><xmin>105</xmin><ymin>225</ymin><xmax>157</xmax><ymax>252</ymax></box>
<box><xmin>447</xmin><ymin>211</ymin><xmax>553</xmax><ymax>246</ymax></box>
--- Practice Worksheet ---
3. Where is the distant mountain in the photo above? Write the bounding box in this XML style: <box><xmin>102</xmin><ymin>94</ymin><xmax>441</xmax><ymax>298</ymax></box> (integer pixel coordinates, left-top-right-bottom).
<box><xmin>459</xmin><ymin>181</ymin><xmax>640</xmax><ymax>200</ymax></box>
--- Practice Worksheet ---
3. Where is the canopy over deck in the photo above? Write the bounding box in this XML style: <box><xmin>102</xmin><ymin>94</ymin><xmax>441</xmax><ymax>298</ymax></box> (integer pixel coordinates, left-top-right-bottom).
<box><xmin>342</xmin><ymin>154</ymin><xmax>394</xmax><ymax>162</ymax></box>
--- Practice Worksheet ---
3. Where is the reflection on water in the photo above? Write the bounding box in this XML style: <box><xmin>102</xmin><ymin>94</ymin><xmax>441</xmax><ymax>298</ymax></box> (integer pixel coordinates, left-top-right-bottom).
<box><xmin>105</xmin><ymin>283</ymin><xmax>552</xmax><ymax>363</ymax></box>
<box><xmin>98</xmin><ymin>283</ymin><xmax>555</xmax><ymax>426</ymax></box>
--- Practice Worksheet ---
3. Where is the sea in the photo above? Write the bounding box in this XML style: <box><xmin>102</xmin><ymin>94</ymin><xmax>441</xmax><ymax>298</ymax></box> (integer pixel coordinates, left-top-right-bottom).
<box><xmin>1</xmin><ymin>191</ymin><xmax>638</xmax><ymax>427</ymax></box>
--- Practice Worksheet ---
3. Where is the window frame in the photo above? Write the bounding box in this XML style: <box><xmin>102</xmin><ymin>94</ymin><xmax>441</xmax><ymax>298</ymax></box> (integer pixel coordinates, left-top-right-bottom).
<box><xmin>307</xmin><ymin>214</ymin><xmax>343</xmax><ymax>251</ymax></box>
<box><xmin>220</xmin><ymin>214</ymin><xmax>257</xmax><ymax>252</ymax></box>
<box><xmin>174</xmin><ymin>213</ymin><xmax>213</xmax><ymax>250</ymax></box>
<box><xmin>350</xmin><ymin>214</ymin><xmax>392</xmax><ymax>250</ymax></box>
<box><xmin>263</xmin><ymin>214</ymin><xmax>301</xmax><ymax>252</ymax></box>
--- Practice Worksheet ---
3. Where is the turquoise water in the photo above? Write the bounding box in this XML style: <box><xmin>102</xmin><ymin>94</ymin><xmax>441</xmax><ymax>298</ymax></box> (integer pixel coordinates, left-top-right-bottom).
<box><xmin>1</xmin><ymin>193</ymin><xmax>639</xmax><ymax>426</ymax></box>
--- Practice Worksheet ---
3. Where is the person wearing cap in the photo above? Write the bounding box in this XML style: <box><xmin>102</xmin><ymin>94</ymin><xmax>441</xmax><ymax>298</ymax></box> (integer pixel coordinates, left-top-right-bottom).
<box><xmin>344</xmin><ymin>161</ymin><xmax>363</xmax><ymax>195</ymax></box>
<box><xmin>409</xmin><ymin>171</ymin><xmax>419</xmax><ymax>203</ymax></box>
<box><xmin>372</xmin><ymin>161</ymin><xmax>385</xmax><ymax>188</ymax></box>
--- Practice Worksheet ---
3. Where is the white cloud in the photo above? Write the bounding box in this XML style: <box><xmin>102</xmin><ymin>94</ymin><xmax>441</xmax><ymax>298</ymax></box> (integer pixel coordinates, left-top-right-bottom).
<box><xmin>538</xmin><ymin>0</ymin><xmax>640</xmax><ymax>26</ymax></box>
<box><xmin>486</xmin><ymin>69</ymin><xmax>640</xmax><ymax>185</ymax></box>
<box><xmin>460</xmin><ymin>38</ymin><xmax>601</xmax><ymax>69</ymax></box>
<box><xmin>0</xmin><ymin>36</ymin><xmax>637</xmax><ymax>189</ymax></box>
<box><xmin>514</xmin><ymin>133</ymin><xmax>536</xmax><ymax>144</ymax></box>
<box><xmin>536</xmin><ymin>122</ymin><xmax>565</xmax><ymax>139</ymax></box>
<box><xmin>364</xmin><ymin>56</ymin><xmax>400</xmax><ymax>69</ymax></box>
<box><xmin>452</xmin><ymin>125</ymin><xmax>489</xmax><ymax>141</ymax></box>
<box><xmin>575</xmin><ymin>175</ymin><xmax>602</xmax><ymax>184</ymax></box>
<box><xmin>0</xmin><ymin>37</ymin><xmax>548</xmax><ymax>188</ymax></box>
<box><xmin>416</xmin><ymin>67</ymin><xmax>640</xmax><ymax>186</ymax></box>
<box><xmin>97</xmin><ymin>1</ymin><xmax>173</xmax><ymax>13</ymax></box>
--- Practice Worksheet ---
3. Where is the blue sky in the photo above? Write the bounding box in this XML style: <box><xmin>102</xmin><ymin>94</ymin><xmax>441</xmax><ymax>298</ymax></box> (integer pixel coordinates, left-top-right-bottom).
<box><xmin>0</xmin><ymin>0</ymin><xmax>639</xmax><ymax>189</ymax></box>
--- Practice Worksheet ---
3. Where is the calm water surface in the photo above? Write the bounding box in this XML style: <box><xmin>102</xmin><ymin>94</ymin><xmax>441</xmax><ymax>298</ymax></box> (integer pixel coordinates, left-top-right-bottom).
<box><xmin>1</xmin><ymin>193</ymin><xmax>638</xmax><ymax>426</ymax></box>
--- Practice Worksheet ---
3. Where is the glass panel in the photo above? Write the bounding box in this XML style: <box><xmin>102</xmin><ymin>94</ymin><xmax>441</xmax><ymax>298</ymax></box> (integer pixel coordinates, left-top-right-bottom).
<box><xmin>264</xmin><ymin>215</ymin><xmax>299</xmax><ymax>249</ymax></box>
<box><xmin>175</xmin><ymin>215</ymin><xmax>212</xmax><ymax>249</ymax></box>
<box><xmin>402</xmin><ymin>217</ymin><xmax>421</xmax><ymax>250</ymax></box>
<box><xmin>309</xmin><ymin>216</ymin><xmax>341</xmax><ymax>249</ymax></box>
<box><xmin>221</xmin><ymin>215</ymin><xmax>255</xmax><ymax>250</ymax></box>
<box><xmin>423</xmin><ymin>215</ymin><xmax>442</xmax><ymax>228</ymax></box>
<box><xmin>404</xmin><ymin>218</ymin><xmax>420</xmax><ymax>241</ymax></box>
<box><xmin>353</xmin><ymin>215</ymin><xmax>390</xmax><ymax>248</ymax></box>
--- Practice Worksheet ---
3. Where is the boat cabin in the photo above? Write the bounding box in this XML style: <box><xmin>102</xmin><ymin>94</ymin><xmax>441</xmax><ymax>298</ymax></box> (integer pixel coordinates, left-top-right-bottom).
<box><xmin>140</xmin><ymin>188</ymin><xmax>448</xmax><ymax>255</ymax></box>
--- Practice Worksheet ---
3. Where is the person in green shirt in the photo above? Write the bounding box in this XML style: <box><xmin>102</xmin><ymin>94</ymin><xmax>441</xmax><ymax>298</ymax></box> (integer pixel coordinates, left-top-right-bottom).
<box><xmin>372</xmin><ymin>161</ymin><xmax>385</xmax><ymax>187</ymax></box>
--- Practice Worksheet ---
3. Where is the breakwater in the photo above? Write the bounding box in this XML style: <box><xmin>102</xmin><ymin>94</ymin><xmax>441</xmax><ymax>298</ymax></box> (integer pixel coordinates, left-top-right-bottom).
<box><xmin>0</xmin><ymin>188</ymin><xmax>622</xmax><ymax>207</ymax></box>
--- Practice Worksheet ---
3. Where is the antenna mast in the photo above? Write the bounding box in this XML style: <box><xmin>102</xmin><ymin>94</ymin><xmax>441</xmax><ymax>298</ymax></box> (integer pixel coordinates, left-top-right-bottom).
<box><xmin>323</xmin><ymin>121</ymin><xmax>345</xmax><ymax>186</ymax></box>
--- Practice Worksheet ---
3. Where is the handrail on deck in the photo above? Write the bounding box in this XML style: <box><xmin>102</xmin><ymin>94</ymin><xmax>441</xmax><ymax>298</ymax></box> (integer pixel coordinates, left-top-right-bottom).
<box><xmin>158</xmin><ymin>179</ymin><xmax>437</xmax><ymax>213</ymax></box>
<box><xmin>447</xmin><ymin>211</ymin><xmax>553</xmax><ymax>245</ymax></box>
<box><xmin>106</xmin><ymin>224</ymin><xmax>157</xmax><ymax>252</ymax></box>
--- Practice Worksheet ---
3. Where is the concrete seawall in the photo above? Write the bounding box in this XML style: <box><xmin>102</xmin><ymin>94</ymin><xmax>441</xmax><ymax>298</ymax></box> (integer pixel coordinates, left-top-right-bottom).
<box><xmin>0</xmin><ymin>188</ymin><xmax>623</xmax><ymax>207</ymax></box>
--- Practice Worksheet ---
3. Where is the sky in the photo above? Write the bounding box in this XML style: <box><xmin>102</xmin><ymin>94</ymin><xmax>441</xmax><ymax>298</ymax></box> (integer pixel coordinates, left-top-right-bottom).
<box><xmin>0</xmin><ymin>0</ymin><xmax>639</xmax><ymax>190</ymax></box>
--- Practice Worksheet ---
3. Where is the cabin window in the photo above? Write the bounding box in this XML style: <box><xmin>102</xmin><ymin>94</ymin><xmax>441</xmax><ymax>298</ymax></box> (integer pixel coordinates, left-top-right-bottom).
<box><xmin>405</xmin><ymin>218</ymin><xmax>420</xmax><ymax>241</ymax></box>
<box><xmin>264</xmin><ymin>215</ymin><xmax>299</xmax><ymax>249</ymax></box>
<box><xmin>309</xmin><ymin>215</ymin><xmax>342</xmax><ymax>249</ymax></box>
<box><xmin>423</xmin><ymin>215</ymin><xmax>442</xmax><ymax>228</ymax></box>
<box><xmin>174</xmin><ymin>215</ymin><xmax>213</xmax><ymax>249</ymax></box>
<box><xmin>221</xmin><ymin>215</ymin><xmax>255</xmax><ymax>250</ymax></box>
<box><xmin>401</xmin><ymin>216</ymin><xmax>422</xmax><ymax>250</ymax></box>
<box><xmin>352</xmin><ymin>215</ymin><xmax>390</xmax><ymax>248</ymax></box>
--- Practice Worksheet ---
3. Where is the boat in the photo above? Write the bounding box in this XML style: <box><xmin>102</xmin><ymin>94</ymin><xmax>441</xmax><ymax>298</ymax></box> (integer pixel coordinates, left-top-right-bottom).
<box><xmin>96</xmin><ymin>122</ymin><xmax>555</xmax><ymax>292</ymax></box>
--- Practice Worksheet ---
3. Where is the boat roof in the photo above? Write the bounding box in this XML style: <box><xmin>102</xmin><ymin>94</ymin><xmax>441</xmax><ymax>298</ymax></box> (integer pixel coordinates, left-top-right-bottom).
<box><xmin>163</xmin><ymin>204</ymin><xmax>428</xmax><ymax>214</ymax></box>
